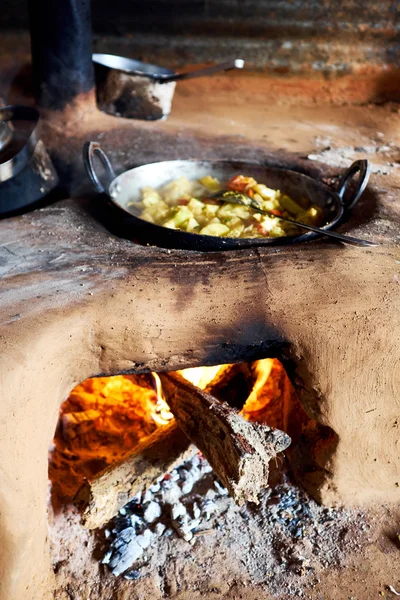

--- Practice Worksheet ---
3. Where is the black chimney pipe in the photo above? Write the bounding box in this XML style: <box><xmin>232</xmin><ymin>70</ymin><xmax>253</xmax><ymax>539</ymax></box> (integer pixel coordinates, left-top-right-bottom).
<box><xmin>28</xmin><ymin>0</ymin><xmax>95</xmax><ymax>110</ymax></box>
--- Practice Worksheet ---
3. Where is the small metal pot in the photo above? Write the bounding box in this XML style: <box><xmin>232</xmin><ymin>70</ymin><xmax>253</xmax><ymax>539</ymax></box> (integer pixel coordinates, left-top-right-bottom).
<box><xmin>83</xmin><ymin>141</ymin><xmax>370</xmax><ymax>251</ymax></box>
<box><xmin>0</xmin><ymin>105</ymin><xmax>59</xmax><ymax>216</ymax></box>
<box><xmin>93</xmin><ymin>54</ymin><xmax>244</xmax><ymax>121</ymax></box>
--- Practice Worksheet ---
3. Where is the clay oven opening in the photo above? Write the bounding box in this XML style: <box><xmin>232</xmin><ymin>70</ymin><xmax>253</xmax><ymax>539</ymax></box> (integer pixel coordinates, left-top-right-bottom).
<box><xmin>48</xmin><ymin>359</ymin><xmax>341</xmax><ymax>591</ymax></box>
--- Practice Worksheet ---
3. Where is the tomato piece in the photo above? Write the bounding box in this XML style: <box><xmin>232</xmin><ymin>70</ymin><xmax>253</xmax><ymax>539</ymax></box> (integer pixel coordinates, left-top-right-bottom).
<box><xmin>177</xmin><ymin>198</ymin><xmax>189</xmax><ymax>205</ymax></box>
<box><xmin>227</xmin><ymin>175</ymin><xmax>256</xmax><ymax>193</ymax></box>
<box><xmin>256</xmin><ymin>223</ymin><xmax>269</xmax><ymax>236</ymax></box>
<box><xmin>269</xmin><ymin>209</ymin><xmax>283</xmax><ymax>217</ymax></box>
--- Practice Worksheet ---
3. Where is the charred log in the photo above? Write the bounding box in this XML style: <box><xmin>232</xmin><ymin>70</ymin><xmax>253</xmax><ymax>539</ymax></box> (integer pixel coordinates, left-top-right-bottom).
<box><xmin>75</xmin><ymin>420</ymin><xmax>194</xmax><ymax>530</ymax></box>
<box><xmin>159</xmin><ymin>372</ymin><xmax>291</xmax><ymax>505</ymax></box>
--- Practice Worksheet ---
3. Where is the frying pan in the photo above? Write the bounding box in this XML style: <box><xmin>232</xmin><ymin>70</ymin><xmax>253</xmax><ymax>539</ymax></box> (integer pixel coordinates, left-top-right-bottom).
<box><xmin>83</xmin><ymin>141</ymin><xmax>370</xmax><ymax>251</ymax></box>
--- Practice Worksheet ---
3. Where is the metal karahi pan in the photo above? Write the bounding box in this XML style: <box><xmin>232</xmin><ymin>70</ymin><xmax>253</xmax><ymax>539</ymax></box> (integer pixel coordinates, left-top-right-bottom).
<box><xmin>83</xmin><ymin>141</ymin><xmax>370</xmax><ymax>251</ymax></box>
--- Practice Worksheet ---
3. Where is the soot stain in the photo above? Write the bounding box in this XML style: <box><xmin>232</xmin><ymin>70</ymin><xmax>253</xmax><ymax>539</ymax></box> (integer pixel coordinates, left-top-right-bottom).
<box><xmin>197</xmin><ymin>316</ymin><xmax>289</xmax><ymax>367</ymax></box>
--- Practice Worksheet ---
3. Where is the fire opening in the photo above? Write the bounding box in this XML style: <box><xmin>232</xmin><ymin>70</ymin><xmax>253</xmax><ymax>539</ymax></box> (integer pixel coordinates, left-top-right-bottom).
<box><xmin>48</xmin><ymin>358</ymin><xmax>342</xmax><ymax>587</ymax></box>
<box><xmin>49</xmin><ymin>358</ymin><xmax>313</xmax><ymax>509</ymax></box>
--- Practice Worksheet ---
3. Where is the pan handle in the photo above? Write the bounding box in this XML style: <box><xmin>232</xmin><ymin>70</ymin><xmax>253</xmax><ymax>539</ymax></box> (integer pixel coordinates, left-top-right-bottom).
<box><xmin>83</xmin><ymin>141</ymin><xmax>116</xmax><ymax>194</ymax></box>
<box><xmin>336</xmin><ymin>159</ymin><xmax>371</xmax><ymax>210</ymax></box>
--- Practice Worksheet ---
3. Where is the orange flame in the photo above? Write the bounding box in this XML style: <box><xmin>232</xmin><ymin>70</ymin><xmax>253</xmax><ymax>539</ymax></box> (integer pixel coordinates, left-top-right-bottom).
<box><xmin>179</xmin><ymin>364</ymin><xmax>231</xmax><ymax>388</ymax></box>
<box><xmin>152</xmin><ymin>373</ymin><xmax>174</xmax><ymax>426</ymax></box>
<box><xmin>241</xmin><ymin>359</ymin><xmax>294</xmax><ymax>430</ymax></box>
<box><xmin>49</xmin><ymin>373</ymin><xmax>173</xmax><ymax>504</ymax></box>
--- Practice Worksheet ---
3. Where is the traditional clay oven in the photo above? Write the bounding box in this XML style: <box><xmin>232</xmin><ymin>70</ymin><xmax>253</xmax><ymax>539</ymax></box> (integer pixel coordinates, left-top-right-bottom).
<box><xmin>0</xmin><ymin>1</ymin><xmax>400</xmax><ymax>599</ymax></box>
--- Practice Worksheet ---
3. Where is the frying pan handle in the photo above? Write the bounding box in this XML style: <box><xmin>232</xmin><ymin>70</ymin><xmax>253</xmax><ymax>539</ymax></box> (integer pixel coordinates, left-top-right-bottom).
<box><xmin>83</xmin><ymin>141</ymin><xmax>116</xmax><ymax>194</ymax></box>
<box><xmin>336</xmin><ymin>159</ymin><xmax>371</xmax><ymax>210</ymax></box>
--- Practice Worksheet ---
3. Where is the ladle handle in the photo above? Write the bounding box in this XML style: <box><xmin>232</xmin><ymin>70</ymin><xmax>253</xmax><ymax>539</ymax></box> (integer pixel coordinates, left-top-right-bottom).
<box><xmin>160</xmin><ymin>59</ymin><xmax>244</xmax><ymax>83</ymax></box>
<box><xmin>83</xmin><ymin>141</ymin><xmax>116</xmax><ymax>194</ymax></box>
<box><xmin>251</xmin><ymin>205</ymin><xmax>377</xmax><ymax>246</ymax></box>
<box><xmin>336</xmin><ymin>159</ymin><xmax>371</xmax><ymax>210</ymax></box>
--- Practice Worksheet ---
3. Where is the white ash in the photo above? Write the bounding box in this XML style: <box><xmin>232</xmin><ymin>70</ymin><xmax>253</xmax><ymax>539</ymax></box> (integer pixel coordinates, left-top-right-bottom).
<box><xmin>101</xmin><ymin>453</ymin><xmax>216</xmax><ymax>575</ymax></box>
<box><xmin>308</xmin><ymin>135</ymin><xmax>400</xmax><ymax>174</ymax></box>
<box><xmin>98</xmin><ymin>453</ymin><xmax>370</xmax><ymax>595</ymax></box>
<box><xmin>143</xmin><ymin>501</ymin><xmax>162</xmax><ymax>523</ymax></box>
<box><xmin>105</xmin><ymin>528</ymin><xmax>153</xmax><ymax>577</ymax></box>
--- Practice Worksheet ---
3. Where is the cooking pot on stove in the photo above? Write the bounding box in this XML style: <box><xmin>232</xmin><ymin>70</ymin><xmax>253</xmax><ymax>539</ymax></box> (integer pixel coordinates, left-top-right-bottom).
<box><xmin>0</xmin><ymin>105</ymin><xmax>59</xmax><ymax>216</ymax></box>
<box><xmin>83</xmin><ymin>141</ymin><xmax>370</xmax><ymax>251</ymax></box>
<box><xmin>93</xmin><ymin>54</ymin><xmax>244</xmax><ymax>121</ymax></box>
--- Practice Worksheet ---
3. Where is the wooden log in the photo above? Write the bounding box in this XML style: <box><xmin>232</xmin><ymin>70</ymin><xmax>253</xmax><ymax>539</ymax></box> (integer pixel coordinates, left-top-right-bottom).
<box><xmin>75</xmin><ymin>420</ymin><xmax>195</xmax><ymax>529</ymax></box>
<box><xmin>158</xmin><ymin>372</ymin><xmax>291</xmax><ymax>505</ymax></box>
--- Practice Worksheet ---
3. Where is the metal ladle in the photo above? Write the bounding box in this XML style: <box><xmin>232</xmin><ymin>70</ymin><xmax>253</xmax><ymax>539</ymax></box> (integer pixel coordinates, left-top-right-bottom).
<box><xmin>212</xmin><ymin>190</ymin><xmax>378</xmax><ymax>247</ymax></box>
<box><xmin>93</xmin><ymin>54</ymin><xmax>244</xmax><ymax>82</ymax></box>
<box><xmin>157</xmin><ymin>59</ymin><xmax>245</xmax><ymax>83</ymax></box>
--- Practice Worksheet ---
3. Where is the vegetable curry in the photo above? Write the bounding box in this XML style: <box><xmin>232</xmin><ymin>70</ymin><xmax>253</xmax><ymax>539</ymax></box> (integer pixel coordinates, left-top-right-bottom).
<box><xmin>131</xmin><ymin>174</ymin><xmax>323</xmax><ymax>238</ymax></box>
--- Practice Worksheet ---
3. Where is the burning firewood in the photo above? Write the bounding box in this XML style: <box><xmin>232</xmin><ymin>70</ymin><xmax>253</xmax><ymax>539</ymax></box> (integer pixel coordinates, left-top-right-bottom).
<box><xmin>75</xmin><ymin>420</ymin><xmax>195</xmax><ymax>530</ymax></box>
<box><xmin>159</xmin><ymin>372</ymin><xmax>291</xmax><ymax>505</ymax></box>
<box><xmin>76</xmin><ymin>366</ymin><xmax>291</xmax><ymax>529</ymax></box>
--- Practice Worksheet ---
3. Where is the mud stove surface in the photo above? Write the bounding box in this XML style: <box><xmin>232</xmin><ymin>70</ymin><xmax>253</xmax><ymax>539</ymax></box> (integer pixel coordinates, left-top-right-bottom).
<box><xmin>0</xmin><ymin>66</ymin><xmax>400</xmax><ymax>600</ymax></box>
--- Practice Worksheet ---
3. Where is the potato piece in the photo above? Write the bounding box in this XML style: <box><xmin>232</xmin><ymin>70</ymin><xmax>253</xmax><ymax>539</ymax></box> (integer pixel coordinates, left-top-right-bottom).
<box><xmin>226</xmin><ymin>224</ymin><xmax>245</xmax><ymax>237</ymax></box>
<box><xmin>279</xmin><ymin>194</ymin><xmax>304</xmax><ymax>215</ymax></box>
<box><xmin>141</xmin><ymin>210</ymin><xmax>155</xmax><ymax>223</ymax></box>
<box><xmin>185</xmin><ymin>217</ymin><xmax>200</xmax><ymax>232</ymax></box>
<box><xmin>221</xmin><ymin>215</ymin><xmax>242</xmax><ymax>229</ymax></box>
<box><xmin>170</xmin><ymin>206</ymin><xmax>193</xmax><ymax>226</ymax></box>
<box><xmin>253</xmin><ymin>193</ymin><xmax>264</xmax><ymax>205</ymax></box>
<box><xmin>187</xmin><ymin>198</ymin><xmax>205</xmax><ymax>217</ymax></box>
<box><xmin>242</xmin><ymin>226</ymin><xmax>262</xmax><ymax>238</ymax></box>
<box><xmin>163</xmin><ymin>220</ymin><xmax>177</xmax><ymax>229</ymax></box>
<box><xmin>297</xmin><ymin>205</ymin><xmax>324</xmax><ymax>225</ymax></box>
<box><xmin>142</xmin><ymin>187</ymin><xmax>163</xmax><ymax>207</ymax></box>
<box><xmin>199</xmin><ymin>223</ymin><xmax>230</xmax><ymax>236</ymax></box>
<box><xmin>259</xmin><ymin>216</ymin><xmax>280</xmax><ymax>233</ymax></box>
<box><xmin>160</xmin><ymin>177</ymin><xmax>193</xmax><ymax>203</ymax></box>
<box><xmin>217</xmin><ymin>203</ymin><xmax>252</xmax><ymax>220</ymax></box>
<box><xmin>200</xmin><ymin>175</ymin><xmax>221</xmax><ymax>192</ymax></box>
<box><xmin>253</xmin><ymin>184</ymin><xmax>279</xmax><ymax>201</ymax></box>
<box><xmin>259</xmin><ymin>198</ymin><xmax>281</xmax><ymax>212</ymax></box>
<box><xmin>269</xmin><ymin>224</ymin><xmax>287</xmax><ymax>237</ymax></box>
<box><xmin>203</xmin><ymin>204</ymin><xmax>220</xmax><ymax>219</ymax></box>
<box><xmin>147</xmin><ymin>203</ymin><xmax>169</xmax><ymax>222</ymax></box>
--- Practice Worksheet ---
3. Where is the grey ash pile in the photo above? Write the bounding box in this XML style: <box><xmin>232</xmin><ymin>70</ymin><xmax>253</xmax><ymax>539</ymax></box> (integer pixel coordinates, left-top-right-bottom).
<box><xmin>99</xmin><ymin>453</ymin><xmax>369</xmax><ymax>596</ymax></box>
<box><xmin>100</xmin><ymin>453</ymin><xmax>222</xmax><ymax>577</ymax></box>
